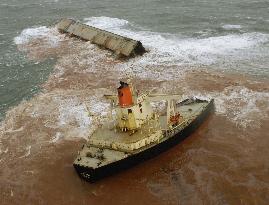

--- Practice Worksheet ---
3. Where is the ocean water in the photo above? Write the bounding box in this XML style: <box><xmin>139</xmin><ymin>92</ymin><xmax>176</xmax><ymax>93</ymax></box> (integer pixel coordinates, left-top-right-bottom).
<box><xmin>0</xmin><ymin>0</ymin><xmax>269</xmax><ymax>204</ymax></box>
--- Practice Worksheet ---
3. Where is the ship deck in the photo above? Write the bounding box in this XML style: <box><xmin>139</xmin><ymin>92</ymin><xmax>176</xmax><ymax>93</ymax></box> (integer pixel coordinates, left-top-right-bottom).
<box><xmin>87</xmin><ymin>100</ymin><xmax>207</xmax><ymax>152</ymax></box>
<box><xmin>74</xmin><ymin>99</ymin><xmax>211</xmax><ymax>170</ymax></box>
<box><xmin>88</xmin><ymin>117</ymin><xmax>163</xmax><ymax>152</ymax></box>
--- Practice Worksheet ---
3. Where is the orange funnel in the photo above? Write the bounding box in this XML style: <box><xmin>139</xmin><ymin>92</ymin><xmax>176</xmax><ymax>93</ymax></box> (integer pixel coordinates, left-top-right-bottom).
<box><xmin>118</xmin><ymin>81</ymin><xmax>133</xmax><ymax>107</ymax></box>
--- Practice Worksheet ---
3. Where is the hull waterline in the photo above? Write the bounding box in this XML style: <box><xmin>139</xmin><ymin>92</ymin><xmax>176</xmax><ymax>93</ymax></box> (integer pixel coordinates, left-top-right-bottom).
<box><xmin>74</xmin><ymin>99</ymin><xmax>214</xmax><ymax>182</ymax></box>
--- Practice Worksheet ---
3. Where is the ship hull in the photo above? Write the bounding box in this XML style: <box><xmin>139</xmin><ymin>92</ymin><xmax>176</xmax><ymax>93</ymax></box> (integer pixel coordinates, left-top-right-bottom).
<box><xmin>74</xmin><ymin>99</ymin><xmax>214</xmax><ymax>182</ymax></box>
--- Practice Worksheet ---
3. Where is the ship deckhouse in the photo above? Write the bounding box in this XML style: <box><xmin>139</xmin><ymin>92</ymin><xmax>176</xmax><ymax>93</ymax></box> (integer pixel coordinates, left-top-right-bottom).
<box><xmin>105</xmin><ymin>80</ymin><xmax>182</xmax><ymax>131</ymax></box>
<box><xmin>115</xmin><ymin>81</ymin><xmax>153</xmax><ymax>131</ymax></box>
<box><xmin>74</xmin><ymin>80</ymin><xmax>214</xmax><ymax>182</ymax></box>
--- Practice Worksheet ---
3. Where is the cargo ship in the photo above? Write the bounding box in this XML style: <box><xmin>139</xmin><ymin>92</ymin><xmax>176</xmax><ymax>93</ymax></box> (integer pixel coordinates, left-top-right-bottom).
<box><xmin>73</xmin><ymin>80</ymin><xmax>214</xmax><ymax>182</ymax></box>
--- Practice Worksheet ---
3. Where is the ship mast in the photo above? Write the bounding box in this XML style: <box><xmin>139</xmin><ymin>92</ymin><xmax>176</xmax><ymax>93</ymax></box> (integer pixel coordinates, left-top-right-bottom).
<box><xmin>148</xmin><ymin>94</ymin><xmax>181</xmax><ymax>128</ymax></box>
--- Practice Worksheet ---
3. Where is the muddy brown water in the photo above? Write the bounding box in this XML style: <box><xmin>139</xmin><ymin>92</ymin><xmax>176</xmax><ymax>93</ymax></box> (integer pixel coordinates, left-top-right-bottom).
<box><xmin>0</xmin><ymin>30</ymin><xmax>269</xmax><ymax>205</ymax></box>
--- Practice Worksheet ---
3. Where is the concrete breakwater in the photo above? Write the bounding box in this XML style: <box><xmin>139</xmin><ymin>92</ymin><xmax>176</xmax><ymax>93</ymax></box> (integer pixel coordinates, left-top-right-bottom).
<box><xmin>57</xmin><ymin>18</ymin><xmax>146</xmax><ymax>57</ymax></box>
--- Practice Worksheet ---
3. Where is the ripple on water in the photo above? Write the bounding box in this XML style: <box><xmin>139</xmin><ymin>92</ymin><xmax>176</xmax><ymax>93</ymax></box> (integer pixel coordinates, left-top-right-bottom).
<box><xmin>1</xmin><ymin>16</ymin><xmax>268</xmax><ymax>205</ymax></box>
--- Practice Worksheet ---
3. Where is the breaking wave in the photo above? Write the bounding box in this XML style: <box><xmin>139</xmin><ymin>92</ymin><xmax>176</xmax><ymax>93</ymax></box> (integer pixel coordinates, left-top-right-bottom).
<box><xmin>4</xmin><ymin>15</ymin><xmax>269</xmax><ymax>141</ymax></box>
<box><xmin>13</xmin><ymin>17</ymin><xmax>269</xmax><ymax>69</ymax></box>
<box><xmin>84</xmin><ymin>16</ymin><xmax>129</xmax><ymax>29</ymax></box>
<box><xmin>14</xmin><ymin>26</ymin><xmax>62</xmax><ymax>47</ymax></box>
<box><xmin>221</xmin><ymin>24</ymin><xmax>242</xmax><ymax>30</ymax></box>
<box><xmin>190</xmin><ymin>86</ymin><xmax>269</xmax><ymax>128</ymax></box>
<box><xmin>85</xmin><ymin>17</ymin><xmax>269</xmax><ymax>67</ymax></box>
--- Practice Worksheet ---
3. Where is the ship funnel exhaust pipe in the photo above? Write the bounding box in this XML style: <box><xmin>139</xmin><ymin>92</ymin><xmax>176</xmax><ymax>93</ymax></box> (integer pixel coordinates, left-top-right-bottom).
<box><xmin>118</xmin><ymin>81</ymin><xmax>133</xmax><ymax>107</ymax></box>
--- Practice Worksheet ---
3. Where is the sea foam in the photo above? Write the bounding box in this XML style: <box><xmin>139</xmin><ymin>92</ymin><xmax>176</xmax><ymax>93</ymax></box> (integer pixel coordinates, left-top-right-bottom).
<box><xmin>84</xmin><ymin>16</ymin><xmax>269</xmax><ymax>68</ymax></box>
<box><xmin>84</xmin><ymin>16</ymin><xmax>129</xmax><ymax>29</ymax></box>
<box><xmin>14</xmin><ymin>26</ymin><xmax>61</xmax><ymax>47</ymax></box>
<box><xmin>222</xmin><ymin>24</ymin><xmax>242</xmax><ymax>30</ymax></box>
<box><xmin>11</xmin><ymin>16</ymin><xmax>269</xmax><ymax>130</ymax></box>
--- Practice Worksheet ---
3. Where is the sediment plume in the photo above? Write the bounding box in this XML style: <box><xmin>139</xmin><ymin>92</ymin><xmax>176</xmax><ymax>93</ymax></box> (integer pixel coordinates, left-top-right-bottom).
<box><xmin>1</xmin><ymin>20</ymin><xmax>269</xmax><ymax>205</ymax></box>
